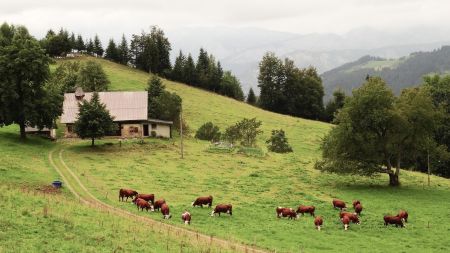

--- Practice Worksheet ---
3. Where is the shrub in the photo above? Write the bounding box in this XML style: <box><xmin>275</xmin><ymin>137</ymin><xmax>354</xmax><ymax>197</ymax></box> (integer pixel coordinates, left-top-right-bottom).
<box><xmin>151</xmin><ymin>131</ymin><xmax>157</xmax><ymax>137</ymax></box>
<box><xmin>266</xmin><ymin>129</ymin><xmax>293</xmax><ymax>153</ymax></box>
<box><xmin>223</xmin><ymin>118</ymin><xmax>263</xmax><ymax>147</ymax></box>
<box><xmin>195</xmin><ymin>122</ymin><xmax>221</xmax><ymax>141</ymax></box>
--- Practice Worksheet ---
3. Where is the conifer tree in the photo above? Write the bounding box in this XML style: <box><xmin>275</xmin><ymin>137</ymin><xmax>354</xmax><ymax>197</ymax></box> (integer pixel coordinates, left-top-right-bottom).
<box><xmin>74</xmin><ymin>92</ymin><xmax>116</xmax><ymax>146</ymax></box>
<box><xmin>93</xmin><ymin>34</ymin><xmax>103</xmax><ymax>57</ymax></box>
<box><xmin>105</xmin><ymin>38</ymin><xmax>119</xmax><ymax>62</ymax></box>
<box><xmin>117</xmin><ymin>34</ymin><xmax>129</xmax><ymax>65</ymax></box>
<box><xmin>247</xmin><ymin>87</ymin><xmax>257</xmax><ymax>105</ymax></box>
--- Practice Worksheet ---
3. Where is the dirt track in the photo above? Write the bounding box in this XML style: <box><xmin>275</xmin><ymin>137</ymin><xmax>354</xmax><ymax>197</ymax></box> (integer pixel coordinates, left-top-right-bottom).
<box><xmin>49</xmin><ymin>148</ymin><xmax>269</xmax><ymax>253</ymax></box>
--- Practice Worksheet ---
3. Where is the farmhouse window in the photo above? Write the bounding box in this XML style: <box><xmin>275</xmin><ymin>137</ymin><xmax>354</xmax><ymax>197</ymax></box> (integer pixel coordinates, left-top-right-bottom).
<box><xmin>129</xmin><ymin>126</ymin><xmax>139</xmax><ymax>134</ymax></box>
<box><xmin>151</xmin><ymin>123</ymin><xmax>157</xmax><ymax>129</ymax></box>
<box><xmin>67</xmin><ymin>125</ymin><xmax>73</xmax><ymax>132</ymax></box>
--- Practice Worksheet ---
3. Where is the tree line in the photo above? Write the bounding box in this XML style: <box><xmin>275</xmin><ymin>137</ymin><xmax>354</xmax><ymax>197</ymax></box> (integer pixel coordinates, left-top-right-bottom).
<box><xmin>38</xmin><ymin>25</ymin><xmax>245</xmax><ymax>101</ymax></box>
<box><xmin>171</xmin><ymin>49</ymin><xmax>244</xmax><ymax>100</ymax></box>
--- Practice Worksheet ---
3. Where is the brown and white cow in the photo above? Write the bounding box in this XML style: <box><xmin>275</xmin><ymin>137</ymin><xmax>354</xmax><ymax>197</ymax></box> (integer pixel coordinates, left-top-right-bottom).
<box><xmin>280</xmin><ymin>208</ymin><xmax>298</xmax><ymax>220</ymax></box>
<box><xmin>314</xmin><ymin>216</ymin><xmax>323</xmax><ymax>231</ymax></box>
<box><xmin>211</xmin><ymin>204</ymin><xmax>232</xmax><ymax>217</ymax></box>
<box><xmin>398</xmin><ymin>210</ymin><xmax>408</xmax><ymax>223</ymax></box>
<box><xmin>161</xmin><ymin>203</ymin><xmax>171</xmax><ymax>219</ymax></box>
<box><xmin>354</xmin><ymin>203</ymin><xmax>363</xmax><ymax>216</ymax></box>
<box><xmin>339</xmin><ymin>211</ymin><xmax>360</xmax><ymax>224</ymax></box>
<box><xmin>181</xmin><ymin>211</ymin><xmax>191</xmax><ymax>225</ymax></box>
<box><xmin>119</xmin><ymin>188</ymin><xmax>138</xmax><ymax>202</ymax></box>
<box><xmin>296</xmin><ymin>205</ymin><xmax>315</xmax><ymax>217</ymax></box>
<box><xmin>192</xmin><ymin>195</ymin><xmax>213</xmax><ymax>208</ymax></box>
<box><xmin>276</xmin><ymin>207</ymin><xmax>290</xmax><ymax>218</ymax></box>
<box><xmin>341</xmin><ymin>215</ymin><xmax>350</xmax><ymax>230</ymax></box>
<box><xmin>352</xmin><ymin>200</ymin><xmax>361</xmax><ymax>208</ymax></box>
<box><xmin>133</xmin><ymin>193</ymin><xmax>154</xmax><ymax>204</ymax></box>
<box><xmin>332</xmin><ymin>199</ymin><xmax>346</xmax><ymax>210</ymax></box>
<box><xmin>135</xmin><ymin>198</ymin><xmax>151</xmax><ymax>212</ymax></box>
<box><xmin>153</xmin><ymin>199</ymin><xmax>166</xmax><ymax>211</ymax></box>
<box><xmin>384</xmin><ymin>215</ymin><xmax>404</xmax><ymax>228</ymax></box>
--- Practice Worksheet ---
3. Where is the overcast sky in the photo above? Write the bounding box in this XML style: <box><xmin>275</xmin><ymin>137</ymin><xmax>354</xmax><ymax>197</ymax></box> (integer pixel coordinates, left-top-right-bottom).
<box><xmin>2</xmin><ymin>0</ymin><xmax>450</xmax><ymax>40</ymax></box>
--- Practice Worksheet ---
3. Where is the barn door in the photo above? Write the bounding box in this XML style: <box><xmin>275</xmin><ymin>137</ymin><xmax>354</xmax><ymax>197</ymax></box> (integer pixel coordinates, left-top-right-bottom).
<box><xmin>143</xmin><ymin>124</ymin><xmax>149</xmax><ymax>136</ymax></box>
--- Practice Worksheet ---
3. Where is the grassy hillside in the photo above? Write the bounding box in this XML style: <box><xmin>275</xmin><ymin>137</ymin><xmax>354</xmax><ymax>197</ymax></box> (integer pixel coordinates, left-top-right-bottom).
<box><xmin>1</xmin><ymin>56</ymin><xmax>450</xmax><ymax>252</ymax></box>
<box><xmin>0</xmin><ymin>125</ymin><xmax>226</xmax><ymax>253</ymax></box>
<box><xmin>321</xmin><ymin>46</ymin><xmax>450</xmax><ymax>99</ymax></box>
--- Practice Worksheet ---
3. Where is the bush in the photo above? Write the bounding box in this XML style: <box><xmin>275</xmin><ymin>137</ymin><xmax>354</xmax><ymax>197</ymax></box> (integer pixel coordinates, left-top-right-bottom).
<box><xmin>151</xmin><ymin>131</ymin><xmax>157</xmax><ymax>137</ymax></box>
<box><xmin>195</xmin><ymin>122</ymin><xmax>221</xmax><ymax>141</ymax></box>
<box><xmin>266</xmin><ymin>129</ymin><xmax>293</xmax><ymax>153</ymax></box>
<box><xmin>223</xmin><ymin>118</ymin><xmax>263</xmax><ymax>147</ymax></box>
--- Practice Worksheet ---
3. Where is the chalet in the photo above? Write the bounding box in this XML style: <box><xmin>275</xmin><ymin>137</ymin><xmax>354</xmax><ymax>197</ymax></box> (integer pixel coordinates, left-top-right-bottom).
<box><xmin>60</xmin><ymin>88</ymin><xmax>172</xmax><ymax>138</ymax></box>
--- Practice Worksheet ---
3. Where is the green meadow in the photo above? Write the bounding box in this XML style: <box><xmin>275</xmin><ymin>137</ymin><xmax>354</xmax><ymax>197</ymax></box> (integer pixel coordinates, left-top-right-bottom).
<box><xmin>1</xmin><ymin>57</ymin><xmax>450</xmax><ymax>252</ymax></box>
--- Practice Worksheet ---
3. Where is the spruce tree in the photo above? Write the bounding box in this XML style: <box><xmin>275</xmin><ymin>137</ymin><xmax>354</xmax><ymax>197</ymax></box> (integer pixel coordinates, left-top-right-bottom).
<box><xmin>105</xmin><ymin>38</ymin><xmax>119</xmax><ymax>62</ymax></box>
<box><xmin>75</xmin><ymin>34</ymin><xmax>85</xmax><ymax>52</ymax></box>
<box><xmin>74</xmin><ymin>92</ymin><xmax>116</xmax><ymax>146</ymax></box>
<box><xmin>86</xmin><ymin>38</ymin><xmax>94</xmax><ymax>55</ymax></box>
<box><xmin>184</xmin><ymin>54</ymin><xmax>197</xmax><ymax>85</ymax></box>
<box><xmin>93</xmin><ymin>34</ymin><xmax>103</xmax><ymax>57</ymax></box>
<box><xmin>69</xmin><ymin>32</ymin><xmax>76</xmax><ymax>52</ymax></box>
<box><xmin>117</xmin><ymin>34</ymin><xmax>129</xmax><ymax>65</ymax></box>
<box><xmin>171</xmin><ymin>50</ymin><xmax>186</xmax><ymax>82</ymax></box>
<box><xmin>247</xmin><ymin>87</ymin><xmax>257</xmax><ymax>105</ymax></box>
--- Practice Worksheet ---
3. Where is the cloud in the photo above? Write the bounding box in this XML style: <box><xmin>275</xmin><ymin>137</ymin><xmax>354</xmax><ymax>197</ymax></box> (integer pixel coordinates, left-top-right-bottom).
<box><xmin>1</xmin><ymin>0</ymin><xmax>450</xmax><ymax>39</ymax></box>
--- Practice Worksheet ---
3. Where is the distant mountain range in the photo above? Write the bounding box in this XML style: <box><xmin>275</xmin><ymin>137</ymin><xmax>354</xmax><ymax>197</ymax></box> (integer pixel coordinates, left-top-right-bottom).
<box><xmin>166</xmin><ymin>26</ymin><xmax>450</xmax><ymax>93</ymax></box>
<box><xmin>321</xmin><ymin>46</ymin><xmax>450</xmax><ymax>100</ymax></box>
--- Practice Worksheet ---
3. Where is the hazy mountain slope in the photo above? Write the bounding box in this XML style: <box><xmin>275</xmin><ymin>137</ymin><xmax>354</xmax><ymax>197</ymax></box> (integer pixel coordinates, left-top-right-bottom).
<box><xmin>167</xmin><ymin>26</ymin><xmax>450</xmax><ymax>92</ymax></box>
<box><xmin>321</xmin><ymin>46</ymin><xmax>450</xmax><ymax>99</ymax></box>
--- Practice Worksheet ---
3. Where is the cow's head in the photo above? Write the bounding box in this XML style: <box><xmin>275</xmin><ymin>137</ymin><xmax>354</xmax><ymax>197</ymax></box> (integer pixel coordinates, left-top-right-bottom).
<box><xmin>150</xmin><ymin>205</ymin><xmax>155</xmax><ymax>212</ymax></box>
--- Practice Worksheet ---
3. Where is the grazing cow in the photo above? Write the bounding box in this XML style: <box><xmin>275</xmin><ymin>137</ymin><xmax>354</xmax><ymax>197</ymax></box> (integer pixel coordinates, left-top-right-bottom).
<box><xmin>280</xmin><ymin>208</ymin><xmax>298</xmax><ymax>220</ymax></box>
<box><xmin>192</xmin><ymin>195</ymin><xmax>213</xmax><ymax>208</ymax></box>
<box><xmin>355</xmin><ymin>203</ymin><xmax>363</xmax><ymax>216</ymax></box>
<box><xmin>133</xmin><ymin>194</ymin><xmax>154</xmax><ymax>204</ymax></box>
<box><xmin>135</xmin><ymin>198</ymin><xmax>151</xmax><ymax>212</ymax></box>
<box><xmin>332</xmin><ymin>199</ymin><xmax>346</xmax><ymax>210</ymax></box>
<box><xmin>341</xmin><ymin>216</ymin><xmax>350</xmax><ymax>230</ymax></box>
<box><xmin>352</xmin><ymin>200</ymin><xmax>361</xmax><ymax>208</ymax></box>
<box><xmin>153</xmin><ymin>199</ymin><xmax>166</xmax><ymax>211</ymax></box>
<box><xmin>339</xmin><ymin>212</ymin><xmax>360</xmax><ymax>224</ymax></box>
<box><xmin>276</xmin><ymin>207</ymin><xmax>290</xmax><ymax>218</ymax></box>
<box><xmin>314</xmin><ymin>216</ymin><xmax>323</xmax><ymax>231</ymax></box>
<box><xmin>296</xmin><ymin>205</ymin><xmax>315</xmax><ymax>217</ymax></box>
<box><xmin>119</xmin><ymin>189</ymin><xmax>138</xmax><ymax>202</ymax></box>
<box><xmin>211</xmin><ymin>204</ymin><xmax>232</xmax><ymax>217</ymax></box>
<box><xmin>398</xmin><ymin>210</ymin><xmax>408</xmax><ymax>223</ymax></box>
<box><xmin>161</xmin><ymin>203</ymin><xmax>171</xmax><ymax>219</ymax></box>
<box><xmin>384</xmin><ymin>215</ymin><xmax>404</xmax><ymax>227</ymax></box>
<box><xmin>181</xmin><ymin>211</ymin><xmax>191</xmax><ymax>225</ymax></box>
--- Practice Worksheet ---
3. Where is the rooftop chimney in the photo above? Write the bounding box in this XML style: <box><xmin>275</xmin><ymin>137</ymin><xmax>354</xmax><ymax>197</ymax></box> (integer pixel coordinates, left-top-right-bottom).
<box><xmin>75</xmin><ymin>87</ymin><xmax>85</xmax><ymax>100</ymax></box>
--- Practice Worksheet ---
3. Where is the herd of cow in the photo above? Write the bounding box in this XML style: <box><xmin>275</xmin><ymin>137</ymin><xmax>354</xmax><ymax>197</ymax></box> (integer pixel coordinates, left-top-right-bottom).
<box><xmin>276</xmin><ymin>199</ymin><xmax>408</xmax><ymax>230</ymax></box>
<box><xmin>119</xmin><ymin>189</ymin><xmax>408</xmax><ymax>230</ymax></box>
<box><xmin>119</xmin><ymin>189</ymin><xmax>231</xmax><ymax>225</ymax></box>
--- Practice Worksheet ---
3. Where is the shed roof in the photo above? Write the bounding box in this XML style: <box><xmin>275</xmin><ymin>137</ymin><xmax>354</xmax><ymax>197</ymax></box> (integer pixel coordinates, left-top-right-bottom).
<box><xmin>61</xmin><ymin>91</ymin><xmax>148</xmax><ymax>123</ymax></box>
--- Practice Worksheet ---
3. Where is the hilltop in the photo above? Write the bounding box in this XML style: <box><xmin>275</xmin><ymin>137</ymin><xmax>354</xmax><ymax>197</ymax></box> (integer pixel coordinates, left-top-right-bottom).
<box><xmin>321</xmin><ymin>46</ymin><xmax>450</xmax><ymax>98</ymax></box>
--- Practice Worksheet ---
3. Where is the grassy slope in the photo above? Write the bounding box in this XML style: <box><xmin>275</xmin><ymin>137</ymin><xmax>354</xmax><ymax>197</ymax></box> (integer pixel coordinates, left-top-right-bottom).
<box><xmin>1</xmin><ymin>56</ymin><xmax>449</xmax><ymax>252</ymax></box>
<box><xmin>0</xmin><ymin>125</ymin><xmax>225</xmax><ymax>253</ymax></box>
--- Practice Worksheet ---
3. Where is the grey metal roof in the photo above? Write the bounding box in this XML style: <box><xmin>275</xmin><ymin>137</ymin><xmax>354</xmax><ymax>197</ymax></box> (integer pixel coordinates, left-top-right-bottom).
<box><xmin>61</xmin><ymin>91</ymin><xmax>148</xmax><ymax>123</ymax></box>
